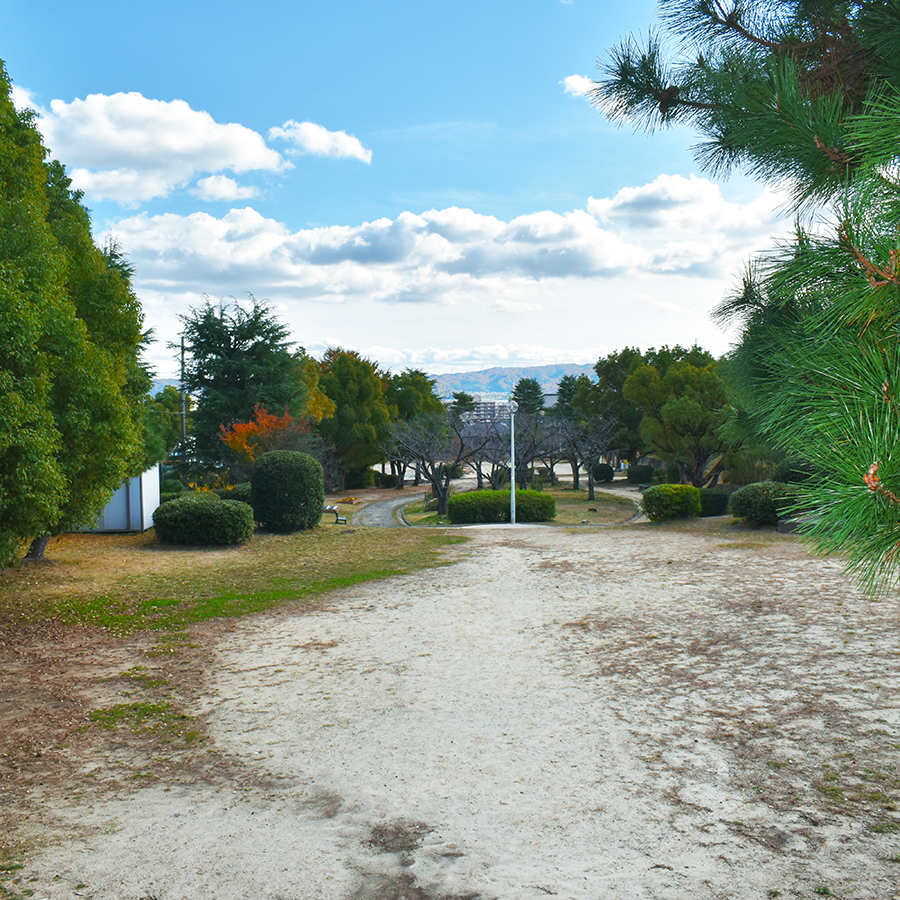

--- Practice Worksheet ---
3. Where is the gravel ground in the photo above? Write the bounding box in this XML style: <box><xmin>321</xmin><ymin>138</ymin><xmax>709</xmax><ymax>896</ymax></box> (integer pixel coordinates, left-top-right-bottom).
<box><xmin>17</xmin><ymin>522</ymin><xmax>900</xmax><ymax>900</ymax></box>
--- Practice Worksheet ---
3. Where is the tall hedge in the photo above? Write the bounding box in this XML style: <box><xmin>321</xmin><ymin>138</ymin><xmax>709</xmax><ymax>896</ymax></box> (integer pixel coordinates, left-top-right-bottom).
<box><xmin>446</xmin><ymin>490</ymin><xmax>556</xmax><ymax>524</ymax></box>
<box><xmin>251</xmin><ymin>451</ymin><xmax>325</xmax><ymax>532</ymax></box>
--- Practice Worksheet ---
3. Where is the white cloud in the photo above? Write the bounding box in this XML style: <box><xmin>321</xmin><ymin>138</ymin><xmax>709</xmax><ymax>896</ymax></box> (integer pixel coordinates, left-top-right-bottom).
<box><xmin>29</xmin><ymin>91</ymin><xmax>284</xmax><ymax>203</ymax></box>
<box><xmin>110</xmin><ymin>175</ymin><xmax>789</xmax><ymax>378</ymax></box>
<box><xmin>10</xmin><ymin>84</ymin><xmax>38</xmax><ymax>111</ymax></box>
<box><xmin>562</xmin><ymin>75</ymin><xmax>593</xmax><ymax>98</ymax></box>
<box><xmin>269</xmin><ymin>120</ymin><xmax>372</xmax><ymax>163</ymax></box>
<box><xmin>191</xmin><ymin>175</ymin><xmax>259</xmax><ymax>201</ymax></box>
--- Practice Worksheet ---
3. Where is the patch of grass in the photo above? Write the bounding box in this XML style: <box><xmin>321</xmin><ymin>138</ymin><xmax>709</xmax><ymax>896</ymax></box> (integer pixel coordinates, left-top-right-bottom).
<box><xmin>871</xmin><ymin>820</ymin><xmax>900</xmax><ymax>834</ymax></box>
<box><xmin>0</xmin><ymin>528</ymin><xmax>465</xmax><ymax>635</ymax></box>
<box><xmin>88</xmin><ymin>702</ymin><xmax>199</xmax><ymax>745</ymax></box>
<box><xmin>545</xmin><ymin>487</ymin><xmax>637</xmax><ymax>526</ymax></box>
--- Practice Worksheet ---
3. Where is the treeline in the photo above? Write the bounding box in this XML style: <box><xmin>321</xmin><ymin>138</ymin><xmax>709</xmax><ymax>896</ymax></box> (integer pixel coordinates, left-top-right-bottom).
<box><xmin>149</xmin><ymin>295</ymin><xmax>776</xmax><ymax>519</ymax></box>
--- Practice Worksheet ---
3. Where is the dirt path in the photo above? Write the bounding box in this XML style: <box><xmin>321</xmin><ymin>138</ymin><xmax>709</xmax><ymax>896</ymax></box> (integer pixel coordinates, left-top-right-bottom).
<box><xmin>13</xmin><ymin>523</ymin><xmax>900</xmax><ymax>900</ymax></box>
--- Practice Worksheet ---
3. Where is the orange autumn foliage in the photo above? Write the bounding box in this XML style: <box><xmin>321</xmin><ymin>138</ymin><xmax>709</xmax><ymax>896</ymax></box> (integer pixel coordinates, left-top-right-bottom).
<box><xmin>220</xmin><ymin>405</ymin><xmax>307</xmax><ymax>465</ymax></box>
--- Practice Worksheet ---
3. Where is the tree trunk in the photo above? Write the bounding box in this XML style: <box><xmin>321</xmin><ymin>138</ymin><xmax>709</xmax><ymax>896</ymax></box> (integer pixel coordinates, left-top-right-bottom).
<box><xmin>475</xmin><ymin>462</ymin><xmax>484</xmax><ymax>490</ymax></box>
<box><xmin>24</xmin><ymin>534</ymin><xmax>51</xmax><ymax>562</ymax></box>
<box><xmin>570</xmin><ymin>457</ymin><xmax>580</xmax><ymax>490</ymax></box>
<box><xmin>587</xmin><ymin>470</ymin><xmax>596</xmax><ymax>501</ymax></box>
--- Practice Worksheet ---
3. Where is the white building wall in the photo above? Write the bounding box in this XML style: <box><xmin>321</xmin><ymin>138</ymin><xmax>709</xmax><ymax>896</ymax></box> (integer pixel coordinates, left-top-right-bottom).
<box><xmin>86</xmin><ymin>464</ymin><xmax>161</xmax><ymax>532</ymax></box>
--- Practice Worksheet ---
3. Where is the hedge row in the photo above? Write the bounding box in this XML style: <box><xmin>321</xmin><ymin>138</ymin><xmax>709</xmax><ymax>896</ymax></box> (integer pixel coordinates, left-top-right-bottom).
<box><xmin>153</xmin><ymin>493</ymin><xmax>255</xmax><ymax>545</ymax></box>
<box><xmin>446</xmin><ymin>490</ymin><xmax>556</xmax><ymax>524</ymax></box>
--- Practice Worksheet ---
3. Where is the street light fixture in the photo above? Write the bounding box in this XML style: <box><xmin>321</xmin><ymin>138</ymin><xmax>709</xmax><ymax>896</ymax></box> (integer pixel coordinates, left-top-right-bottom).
<box><xmin>507</xmin><ymin>399</ymin><xmax>518</xmax><ymax>525</ymax></box>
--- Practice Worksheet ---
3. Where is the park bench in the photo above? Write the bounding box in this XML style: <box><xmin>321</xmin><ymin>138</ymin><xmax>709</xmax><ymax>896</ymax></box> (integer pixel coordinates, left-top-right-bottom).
<box><xmin>323</xmin><ymin>505</ymin><xmax>347</xmax><ymax>524</ymax></box>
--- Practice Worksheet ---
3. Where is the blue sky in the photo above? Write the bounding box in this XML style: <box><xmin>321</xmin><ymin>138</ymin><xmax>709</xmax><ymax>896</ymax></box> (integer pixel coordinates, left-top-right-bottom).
<box><xmin>6</xmin><ymin>0</ymin><xmax>788</xmax><ymax>379</ymax></box>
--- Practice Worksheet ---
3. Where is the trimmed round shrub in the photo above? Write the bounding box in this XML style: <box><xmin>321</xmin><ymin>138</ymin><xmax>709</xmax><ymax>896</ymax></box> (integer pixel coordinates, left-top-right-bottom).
<box><xmin>373</xmin><ymin>471</ymin><xmax>398</xmax><ymax>488</ymax></box>
<box><xmin>627</xmin><ymin>464</ymin><xmax>655</xmax><ymax>484</ymax></box>
<box><xmin>641</xmin><ymin>484</ymin><xmax>702</xmax><ymax>521</ymax></box>
<box><xmin>153</xmin><ymin>493</ymin><xmax>255</xmax><ymax>545</ymax></box>
<box><xmin>447</xmin><ymin>490</ymin><xmax>556</xmax><ymax>524</ymax></box>
<box><xmin>664</xmin><ymin>462</ymin><xmax>681</xmax><ymax>484</ymax></box>
<box><xmin>251</xmin><ymin>451</ymin><xmax>325</xmax><ymax>532</ymax></box>
<box><xmin>699</xmin><ymin>488</ymin><xmax>730</xmax><ymax>517</ymax></box>
<box><xmin>729</xmin><ymin>481</ymin><xmax>797</xmax><ymax>526</ymax></box>
<box><xmin>160</xmin><ymin>478</ymin><xmax>185</xmax><ymax>494</ymax></box>
<box><xmin>592</xmin><ymin>462</ymin><xmax>615</xmax><ymax>483</ymax></box>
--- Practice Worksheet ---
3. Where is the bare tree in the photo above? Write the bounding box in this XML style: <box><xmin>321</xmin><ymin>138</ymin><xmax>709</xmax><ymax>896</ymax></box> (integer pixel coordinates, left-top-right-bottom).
<box><xmin>388</xmin><ymin>410</ymin><xmax>490</xmax><ymax>515</ymax></box>
<box><xmin>567</xmin><ymin>414</ymin><xmax>617</xmax><ymax>501</ymax></box>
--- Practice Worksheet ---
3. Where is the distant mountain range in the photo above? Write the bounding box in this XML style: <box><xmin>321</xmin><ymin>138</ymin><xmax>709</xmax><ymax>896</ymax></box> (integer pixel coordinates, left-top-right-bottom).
<box><xmin>152</xmin><ymin>363</ymin><xmax>596</xmax><ymax>403</ymax></box>
<box><xmin>432</xmin><ymin>363</ymin><xmax>594</xmax><ymax>398</ymax></box>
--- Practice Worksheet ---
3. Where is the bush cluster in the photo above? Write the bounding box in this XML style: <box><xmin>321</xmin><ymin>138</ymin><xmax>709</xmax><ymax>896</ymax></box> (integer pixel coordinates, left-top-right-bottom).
<box><xmin>345</xmin><ymin>467</ymin><xmax>376</xmax><ymax>489</ymax></box>
<box><xmin>372</xmin><ymin>471</ymin><xmax>398</xmax><ymax>488</ymax></box>
<box><xmin>698</xmin><ymin>488</ymin><xmax>730</xmax><ymax>517</ymax></box>
<box><xmin>641</xmin><ymin>484</ymin><xmax>702</xmax><ymax>521</ymax></box>
<box><xmin>251</xmin><ymin>451</ymin><xmax>325</xmax><ymax>532</ymax></box>
<box><xmin>729</xmin><ymin>481</ymin><xmax>797</xmax><ymax>526</ymax></box>
<box><xmin>446</xmin><ymin>490</ymin><xmax>556</xmax><ymax>524</ymax></box>
<box><xmin>592</xmin><ymin>462</ymin><xmax>615</xmax><ymax>483</ymax></box>
<box><xmin>627</xmin><ymin>464</ymin><xmax>655</xmax><ymax>484</ymax></box>
<box><xmin>153</xmin><ymin>493</ymin><xmax>255</xmax><ymax>545</ymax></box>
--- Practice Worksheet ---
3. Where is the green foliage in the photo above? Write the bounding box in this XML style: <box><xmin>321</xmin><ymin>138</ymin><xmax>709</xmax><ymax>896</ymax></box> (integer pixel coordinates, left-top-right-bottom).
<box><xmin>0</xmin><ymin>61</ymin><xmax>145</xmax><ymax>565</ymax></box>
<box><xmin>773</xmin><ymin>457</ymin><xmax>821</xmax><ymax>484</ymax></box>
<box><xmin>641</xmin><ymin>484</ymin><xmax>701</xmax><ymax>521</ymax></box>
<box><xmin>251</xmin><ymin>450</ymin><xmax>325</xmax><ymax>532</ymax></box>
<box><xmin>729</xmin><ymin>481</ymin><xmax>796</xmax><ymax>527</ymax></box>
<box><xmin>593</xmin><ymin>0</ymin><xmax>893</xmax><ymax>211</ymax></box>
<box><xmin>179</xmin><ymin>298</ymin><xmax>312</xmax><ymax>464</ymax></box>
<box><xmin>511</xmin><ymin>377</ymin><xmax>544</xmax><ymax>415</ymax></box>
<box><xmin>152</xmin><ymin>493</ymin><xmax>255</xmax><ymax>545</ymax></box>
<box><xmin>699</xmin><ymin>488</ymin><xmax>731</xmax><ymax>517</ymax></box>
<box><xmin>451</xmin><ymin>391</ymin><xmax>477</xmax><ymax>413</ymax></box>
<box><xmin>212</xmin><ymin>482</ymin><xmax>252</xmax><ymax>504</ymax></box>
<box><xmin>446</xmin><ymin>489</ymin><xmax>555</xmax><ymax>524</ymax></box>
<box><xmin>345</xmin><ymin>466</ymin><xmax>376</xmax><ymax>489</ymax></box>
<box><xmin>385</xmin><ymin>368</ymin><xmax>443</xmax><ymax>421</ymax></box>
<box><xmin>624</xmin><ymin>359</ymin><xmax>729</xmax><ymax>487</ymax></box>
<box><xmin>316</xmin><ymin>348</ymin><xmax>390</xmax><ymax>488</ymax></box>
<box><xmin>626</xmin><ymin>465</ymin><xmax>655</xmax><ymax>484</ymax></box>
<box><xmin>592</xmin><ymin>462</ymin><xmax>615</xmax><ymax>483</ymax></box>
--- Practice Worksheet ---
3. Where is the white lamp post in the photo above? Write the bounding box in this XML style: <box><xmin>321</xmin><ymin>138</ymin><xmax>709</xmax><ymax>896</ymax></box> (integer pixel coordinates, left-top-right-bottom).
<box><xmin>507</xmin><ymin>399</ymin><xmax>518</xmax><ymax>524</ymax></box>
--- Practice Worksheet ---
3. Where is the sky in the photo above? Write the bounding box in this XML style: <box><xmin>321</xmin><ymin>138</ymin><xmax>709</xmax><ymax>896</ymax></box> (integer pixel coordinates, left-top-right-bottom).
<box><xmin>5</xmin><ymin>0</ymin><xmax>791</xmax><ymax>379</ymax></box>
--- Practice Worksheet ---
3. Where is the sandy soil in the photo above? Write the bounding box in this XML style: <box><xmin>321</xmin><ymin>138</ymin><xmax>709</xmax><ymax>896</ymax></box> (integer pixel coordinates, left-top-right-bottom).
<box><xmin>7</xmin><ymin>521</ymin><xmax>900</xmax><ymax>900</ymax></box>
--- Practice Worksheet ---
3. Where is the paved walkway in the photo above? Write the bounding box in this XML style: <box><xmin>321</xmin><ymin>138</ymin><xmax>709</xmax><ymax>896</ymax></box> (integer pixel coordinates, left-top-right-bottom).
<box><xmin>353</xmin><ymin>492</ymin><xmax>425</xmax><ymax>527</ymax></box>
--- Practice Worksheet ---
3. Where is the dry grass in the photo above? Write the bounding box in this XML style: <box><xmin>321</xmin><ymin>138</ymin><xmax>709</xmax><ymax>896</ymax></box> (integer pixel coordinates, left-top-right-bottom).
<box><xmin>0</xmin><ymin>525</ymin><xmax>464</xmax><ymax>634</ymax></box>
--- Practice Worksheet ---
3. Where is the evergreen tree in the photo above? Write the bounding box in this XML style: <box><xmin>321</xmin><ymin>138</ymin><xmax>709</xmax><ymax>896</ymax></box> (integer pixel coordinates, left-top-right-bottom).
<box><xmin>178</xmin><ymin>297</ymin><xmax>316</xmax><ymax>464</ymax></box>
<box><xmin>316</xmin><ymin>348</ymin><xmax>391</xmax><ymax>490</ymax></box>
<box><xmin>511</xmin><ymin>377</ymin><xmax>545</xmax><ymax>415</ymax></box>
